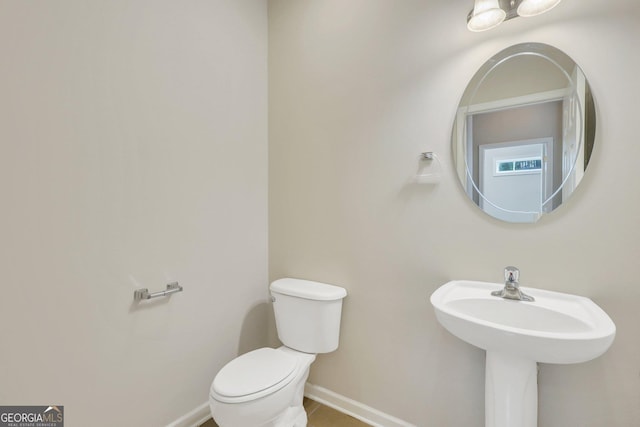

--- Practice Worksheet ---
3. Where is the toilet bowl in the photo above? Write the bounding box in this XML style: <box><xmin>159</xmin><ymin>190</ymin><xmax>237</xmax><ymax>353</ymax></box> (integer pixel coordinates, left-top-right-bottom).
<box><xmin>210</xmin><ymin>346</ymin><xmax>315</xmax><ymax>427</ymax></box>
<box><xmin>209</xmin><ymin>278</ymin><xmax>347</xmax><ymax>427</ymax></box>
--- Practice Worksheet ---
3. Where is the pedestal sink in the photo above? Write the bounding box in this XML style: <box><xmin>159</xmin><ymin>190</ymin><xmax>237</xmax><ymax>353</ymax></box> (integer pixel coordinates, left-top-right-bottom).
<box><xmin>430</xmin><ymin>280</ymin><xmax>616</xmax><ymax>427</ymax></box>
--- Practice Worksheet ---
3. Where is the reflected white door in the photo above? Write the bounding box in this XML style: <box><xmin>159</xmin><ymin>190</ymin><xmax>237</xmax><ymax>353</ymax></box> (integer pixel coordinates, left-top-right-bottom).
<box><xmin>480</xmin><ymin>140</ymin><xmax>549</xmax><ymax>223</ymax></box>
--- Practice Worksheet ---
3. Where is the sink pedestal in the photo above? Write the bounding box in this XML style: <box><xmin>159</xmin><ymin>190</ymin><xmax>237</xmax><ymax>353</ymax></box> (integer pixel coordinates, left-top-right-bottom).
<box><xmin>485</xmin><ymin>351</ymin><xmax>537</xmax><ymax>427</ymax></box>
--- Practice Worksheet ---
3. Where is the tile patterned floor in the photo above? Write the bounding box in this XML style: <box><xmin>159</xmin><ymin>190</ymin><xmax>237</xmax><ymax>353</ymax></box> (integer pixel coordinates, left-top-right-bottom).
<box><xmin>199</xmin><ymin>397</ymin><xmax>370</xmax><ymax>427</ymax></box>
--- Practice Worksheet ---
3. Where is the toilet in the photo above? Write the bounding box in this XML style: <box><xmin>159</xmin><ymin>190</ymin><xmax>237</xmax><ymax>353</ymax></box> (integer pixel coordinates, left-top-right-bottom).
<box><xmin>209</xmin><ymin>278</ymin><xmax>347</xmax><ymax>427</ymax></box>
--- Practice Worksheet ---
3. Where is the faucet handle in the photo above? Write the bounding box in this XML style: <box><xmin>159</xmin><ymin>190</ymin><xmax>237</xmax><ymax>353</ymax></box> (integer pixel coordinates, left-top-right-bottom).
<box><xmin>504</xmin><ymin>266</ymin><xmax>520</xmax><ymax>283</ymax></box>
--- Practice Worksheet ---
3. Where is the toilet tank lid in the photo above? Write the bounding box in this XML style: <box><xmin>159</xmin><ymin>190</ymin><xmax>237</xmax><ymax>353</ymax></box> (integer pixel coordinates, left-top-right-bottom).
<box><xmin>270</xmin><ymin>278</ymin><xmax>347</xmax><ymax>301</ymax></box>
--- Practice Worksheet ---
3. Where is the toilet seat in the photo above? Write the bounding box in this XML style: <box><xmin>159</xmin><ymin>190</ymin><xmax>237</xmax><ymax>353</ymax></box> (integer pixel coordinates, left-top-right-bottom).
<box><xmin>211</xmin><ymin>348</ymin><xmax>298</xmax><ymax>404</ymax></box>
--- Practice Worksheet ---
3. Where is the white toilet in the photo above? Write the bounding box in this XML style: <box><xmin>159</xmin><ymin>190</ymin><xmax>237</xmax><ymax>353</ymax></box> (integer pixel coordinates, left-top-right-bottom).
<box><xmin>209</xmin><ymin>278</ymin><xmax>347</xmax><ymax>427</ymax></box>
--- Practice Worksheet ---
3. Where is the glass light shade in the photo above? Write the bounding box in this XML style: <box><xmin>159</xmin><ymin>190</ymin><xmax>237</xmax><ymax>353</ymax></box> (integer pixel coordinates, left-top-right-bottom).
<box><xmin>517</xmin><ymin>0</ymin><xmax>562</xmax><ymax>17</ymax></box>
<box><xmin>467</xmin><ymin>0</ymin><xmax>507</xmax><ymax>32</ymax></box>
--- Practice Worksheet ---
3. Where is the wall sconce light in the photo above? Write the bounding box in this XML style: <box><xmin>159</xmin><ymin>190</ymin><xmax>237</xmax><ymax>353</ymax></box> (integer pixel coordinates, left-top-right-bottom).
<box><xmin>467</xmin><ymin>0</ymin><xmax>507</xmax><ymax>32</ymax></box>
<box><xmin>467</xmin><ymin>0</ymin><xmax>562</xmax><ymax>32</ymax></box>
<box><xmin>517</xmin><ymin>0</ymin><xmax>562</xmax><ymax>17</ymax></box>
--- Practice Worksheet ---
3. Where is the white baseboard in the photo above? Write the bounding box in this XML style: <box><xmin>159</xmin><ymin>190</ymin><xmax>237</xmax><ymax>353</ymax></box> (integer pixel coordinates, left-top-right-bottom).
<box><xmin>166</xmin><ymin>402</ymin><xmax>210</xmax><ymax>427</ymax></box>
<box><xmin>304</xmin><ymin>383</ymin><xmax>416</xmax><ymax>427</ymax></box>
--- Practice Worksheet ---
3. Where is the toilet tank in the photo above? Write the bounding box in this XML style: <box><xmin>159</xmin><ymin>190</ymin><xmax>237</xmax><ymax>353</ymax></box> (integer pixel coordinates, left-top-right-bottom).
<box><xmin>270</xmin><ymin>278</ymin><xmax>347</xmax><ymax>354</ymax></box>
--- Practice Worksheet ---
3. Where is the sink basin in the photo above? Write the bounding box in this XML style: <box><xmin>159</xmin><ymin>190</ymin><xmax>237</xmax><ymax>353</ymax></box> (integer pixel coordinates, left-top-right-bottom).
<box><xmin>430</xmin><ymin>280</ymin><xmax>615</xmax><ymax>364</ymax></box>
<box><xmin>430</xmin><ymin>280</ymin><xmax>616</xmax><ymax>427</ymax></box>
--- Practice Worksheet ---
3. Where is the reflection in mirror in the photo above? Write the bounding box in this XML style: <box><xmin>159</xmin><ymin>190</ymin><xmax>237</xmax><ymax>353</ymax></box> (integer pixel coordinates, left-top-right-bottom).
<box><xmin>452</xmin><ymin>43</ymin><xmax>595</xmax><ymax>223</ymax></box>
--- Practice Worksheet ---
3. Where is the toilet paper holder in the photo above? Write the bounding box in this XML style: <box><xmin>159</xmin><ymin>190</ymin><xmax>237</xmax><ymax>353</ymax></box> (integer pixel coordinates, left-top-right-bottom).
<box><xmin>134</xmin><ymin>282</ymin><xmax>183</xmax><ymax>301</ymax></box>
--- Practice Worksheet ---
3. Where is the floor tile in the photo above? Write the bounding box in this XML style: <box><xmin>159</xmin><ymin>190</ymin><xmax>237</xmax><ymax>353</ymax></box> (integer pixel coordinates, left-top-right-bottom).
<box><xmin>198</xmin><ymin>418</ymin><xmax>218</xmax><ymax>427</ymax></box>
<box><xmin>307</xmin><ymin>402</ymin><xmax>370</xmax><ymax>427</ymax></box>
<box><xmin>303</xmin><ymin>396</ymin><xmax>322</xmax><ymax>415</ymax></box>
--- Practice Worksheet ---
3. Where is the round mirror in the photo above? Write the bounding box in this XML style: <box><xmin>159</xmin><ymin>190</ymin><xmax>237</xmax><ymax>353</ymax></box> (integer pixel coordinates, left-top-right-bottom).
<box><xmin>452</xmin><ymin>43</ymin><xmax>595</xmax><ymax>223</ymax></box>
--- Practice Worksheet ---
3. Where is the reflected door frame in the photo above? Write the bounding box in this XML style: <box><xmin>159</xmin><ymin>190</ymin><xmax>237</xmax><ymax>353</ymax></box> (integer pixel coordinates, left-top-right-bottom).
<box><xmin>479</xmin><ymin>138</ymin><xmax>553</xmax><ymax>223</ymax></box>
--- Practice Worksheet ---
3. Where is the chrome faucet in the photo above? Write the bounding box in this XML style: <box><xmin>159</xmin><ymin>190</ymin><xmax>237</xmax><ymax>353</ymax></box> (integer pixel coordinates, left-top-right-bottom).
<box><xmin>491</xmin><ymin>266</ymin><xmax>535</xmax><ymax>302</ymax></box>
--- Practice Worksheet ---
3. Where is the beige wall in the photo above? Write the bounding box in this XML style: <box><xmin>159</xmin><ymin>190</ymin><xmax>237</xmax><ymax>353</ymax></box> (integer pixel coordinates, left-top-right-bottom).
<box><xmin>269</xmin><ymin>1</ymin><xmax>640</xmax><ymax>426</ymax></box>
<box><xmin>0</xmin><ymin>1</ymin><xmax>267</xmax><ymax>426</ymax></box>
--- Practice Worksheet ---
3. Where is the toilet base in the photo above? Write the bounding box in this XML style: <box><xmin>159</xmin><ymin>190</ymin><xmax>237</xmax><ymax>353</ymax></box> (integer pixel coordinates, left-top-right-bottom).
<box><xmin>211</xmin><ymin>400</ymin><xmax>307</xmax><ymax>427</ymax></box>
<box><xmin>273</xmin><ymin>404</ymin><xmax>307</xmax><ymax>427</ymax></box>
<box><xmin>210</xmin><ymin>403</ymin><xmax>307</xmax><ymax>427</ymax></box>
